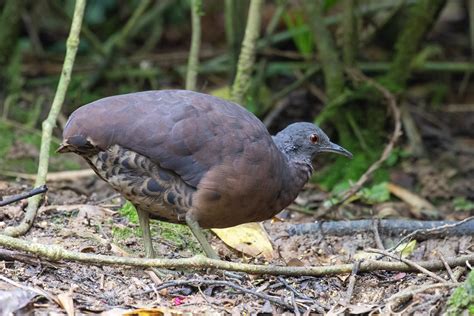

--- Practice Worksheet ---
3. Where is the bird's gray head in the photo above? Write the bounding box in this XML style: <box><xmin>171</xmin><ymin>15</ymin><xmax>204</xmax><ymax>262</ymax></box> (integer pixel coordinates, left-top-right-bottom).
<box><xmin>273</xmin><ymin>122</ymin><xmax>353</xmax><ymax>162</ymax></box>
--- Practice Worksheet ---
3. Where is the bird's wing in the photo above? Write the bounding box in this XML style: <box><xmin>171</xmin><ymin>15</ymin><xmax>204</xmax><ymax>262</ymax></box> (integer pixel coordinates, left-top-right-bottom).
<box><xmin>62</xmin><ymin>90</ymin><xmax>276</xmax><ymax>188</ymax></box>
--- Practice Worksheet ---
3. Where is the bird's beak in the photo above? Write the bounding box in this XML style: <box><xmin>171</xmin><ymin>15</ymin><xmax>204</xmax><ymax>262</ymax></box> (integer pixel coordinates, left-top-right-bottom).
<box><xmin>321</xmin><ymin>142</ymin><xmax>353</xmax><ymax>159</ymax></box>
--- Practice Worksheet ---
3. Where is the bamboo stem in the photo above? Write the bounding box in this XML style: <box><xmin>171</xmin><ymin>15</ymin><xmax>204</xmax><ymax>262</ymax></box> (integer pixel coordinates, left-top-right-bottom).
<box><xmin>231</xmin><ymin>0</ymin><xmax>264</xmax><ymax>104</ymax></box>
<box><xmin>3</xmin><ymin>0</ymin><xmax>86</xmax><ymax>237</ymax></box>
<box><xmin>186</xmin><ymin>0</ymin><xmax>202</xmax><ymax>91</ymax></box>
<box><xmin>342</xmin><ymin>0</ymin><xmax>357</xmax><ymax>66</ymax></box>
<box><xmin>305</xmin><ymin>0</ymin><xmax>345</xmax><ymax>101</ymax></box>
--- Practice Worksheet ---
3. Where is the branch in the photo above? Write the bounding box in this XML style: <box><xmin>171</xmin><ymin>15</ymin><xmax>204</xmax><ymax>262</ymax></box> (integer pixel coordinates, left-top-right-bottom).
<box><xmin>2</xmin><ymin>0</ymin><xmax>86</xmax><ymax>237</ymax></box>
<box><xmin>231</xmin><ymin>0</ymin><xmax>264</xmax><ymax>104</ymax></box>
<box><xmin>185</xmin><ymin>0</ymin><xmax>202</xmax><ymax>91</ymax></box>
<box><xmin>287</xmin><ymin>218</ymin><xmax>474</xmax><ymax>238</ymax></box>
<box><xmin>0</xmin><ymin>234</ymin><xmax>472</xmax><ymax>277</ymax></box>
<box><xmin>0</xmin><ymin>185</ymin><xmax>48</xmax><ymax>206</ymax></box>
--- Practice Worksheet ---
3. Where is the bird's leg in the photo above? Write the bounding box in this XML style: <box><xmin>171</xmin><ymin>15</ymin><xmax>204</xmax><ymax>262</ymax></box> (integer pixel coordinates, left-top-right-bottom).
<box><xmin>185</xmin><ymin>212</ymin><xmax>219</xmax><ymax>260</ymax></box>
<box><xmin>136</xmin><ymin>208</ymin><xmax>155</xmax><ymax>258</ymax></box>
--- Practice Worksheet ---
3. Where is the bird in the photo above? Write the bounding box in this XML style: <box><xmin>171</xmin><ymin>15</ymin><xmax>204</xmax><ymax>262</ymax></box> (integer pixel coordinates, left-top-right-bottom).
<box><xmin>58</xmin><ymin>90</ymin><xmax>352</xmax><ymax>259</ymax></box>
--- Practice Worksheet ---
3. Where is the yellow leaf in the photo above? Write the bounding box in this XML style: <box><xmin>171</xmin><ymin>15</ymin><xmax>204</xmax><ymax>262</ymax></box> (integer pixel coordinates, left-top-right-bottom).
<box><xmin>212</xmin><ymin>223</ymin><xmax>273</xmax><ymax>260</ymax></box>
<box><xmin>394</xmin><ymin>240</ymin><xmax>417</xmax><ymax>258</ymax></box>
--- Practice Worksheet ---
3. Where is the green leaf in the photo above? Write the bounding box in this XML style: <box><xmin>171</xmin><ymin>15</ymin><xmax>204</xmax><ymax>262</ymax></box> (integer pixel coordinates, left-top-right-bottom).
<box><xmin>453</xmin><ymin>197</ymin><xmax>474</xmax><ymax>212</ymax></box>
<box><xmin>446</xmin><ymin>270</ymin><xmax>474</xmax><ymax>316</ymax></box>
<box><xmin>359</xmin><ymin>182</ymin><xmax>390</xmax><ymax>204</ymax></box>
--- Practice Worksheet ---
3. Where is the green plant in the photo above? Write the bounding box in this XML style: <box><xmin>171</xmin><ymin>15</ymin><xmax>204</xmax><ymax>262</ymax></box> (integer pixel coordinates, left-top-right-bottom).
<box><xmin>446</xmin><ymin>270</ymin><xmax>474</xmax><ymax>315</ymax></box>
<box><xmin>453</xmin><ymin>197</ymin><xmax>474</xmax><ymax>212</ymax></box>
<box><xmin>283</xmin><ymin>11</ymin><xmax>314</xmax><ymax>58</ymax></box>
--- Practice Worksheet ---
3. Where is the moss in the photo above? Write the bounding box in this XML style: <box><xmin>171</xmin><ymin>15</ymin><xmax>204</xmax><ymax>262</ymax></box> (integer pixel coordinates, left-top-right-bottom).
<box><xmin>446</xmin><ymin>270</ymin><xmax>474</xmax><ymax>315</ymax></box>
<box><xmin>112</xmin><ymin>226</ymin><xmax>138</xmax><ymax>241</ymax></box>
<box><xmin>118</xmin><ymin>201</ymin><xmax>139</xmax><ymax>223</ymax></box>
<box><xmin>118</xmin><ymin>201</ymin><xmax>200</xmax><ymax>253</ymax></box>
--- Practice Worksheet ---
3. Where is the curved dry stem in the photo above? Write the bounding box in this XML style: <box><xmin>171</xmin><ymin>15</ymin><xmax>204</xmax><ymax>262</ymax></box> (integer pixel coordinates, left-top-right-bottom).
<box><xmin>3</xmin><ymin>0</ymin><xmax>86</xmax><ymax>237</ymax></box>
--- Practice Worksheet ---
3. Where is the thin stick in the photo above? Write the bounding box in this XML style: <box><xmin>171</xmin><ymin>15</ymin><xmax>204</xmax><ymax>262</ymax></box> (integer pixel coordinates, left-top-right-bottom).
<box><xmin>0</xmin><ymin>185</ymin><xmax>48</xmax><ymax>206</ymax></box>
<box><xmin>372</xmin><ymin>219</ymin><xmax>385</xmax><ymax>250</ymax></box>
<box><xmin>338</xmin><ymin>68</ymin><xmax>402</xmax><ymax>203</ymax></box>
<box><xmin>367</xmin><ymin>248</ymin><xmax>448</xmax><ymax>284</ymax></box>
<box><xmin>437</xmin><ymin>252</ymin><xmax>457</xmax><ymax>283</ymax></box>
<box><xmin>2</xmin><ymin>0</ymin><xmax>86</xmax><ymax>237</ymax></box>
<box><xmin>388</xmin><ymin>216</ymin><xmax>474</xmax><ymax>251</ymax></box>
<box><xmin>384</xmin><ymin>282</ymin><xmax>457</xmax><ymax>314</ymax></box>
<box><xmin>151</xmin><ymin>279</ymin><xmax>298</xmax><ymax>312</ymax></box>
<box><xmin>0</xmin><ymin>234</ymin><xmax>472</xmax><ymax>277</ymax></box>
<box><xmin>185</xmin><ymin>0</ymin><xmax>202</xmax><ymax>91</ymax></box>
<box><xmin>342</xmin><ymin>260</ymin><xmax>362</xmax><ymax>306</ymax></box>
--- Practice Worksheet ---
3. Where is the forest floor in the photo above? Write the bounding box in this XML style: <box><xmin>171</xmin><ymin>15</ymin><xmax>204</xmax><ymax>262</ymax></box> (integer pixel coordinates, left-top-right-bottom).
<box><xmin>0</xmin><ymin>121</ymin><xmax>473</xmax><ymax>315</ymax></box>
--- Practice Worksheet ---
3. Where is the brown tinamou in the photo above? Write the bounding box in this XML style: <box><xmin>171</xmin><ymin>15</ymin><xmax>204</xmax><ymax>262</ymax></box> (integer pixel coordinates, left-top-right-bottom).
<box><xmin>59</xmin><ymin>90</ymin><xmax>352</xmax><ymax>258</ymax></box>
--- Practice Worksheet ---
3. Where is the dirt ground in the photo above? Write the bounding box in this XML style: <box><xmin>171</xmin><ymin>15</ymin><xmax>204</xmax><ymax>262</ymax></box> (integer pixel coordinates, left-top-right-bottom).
<box><xmin>0</xmin><ymin>143</ymin><xmax>473</xmax><ymax>314</ymax></box>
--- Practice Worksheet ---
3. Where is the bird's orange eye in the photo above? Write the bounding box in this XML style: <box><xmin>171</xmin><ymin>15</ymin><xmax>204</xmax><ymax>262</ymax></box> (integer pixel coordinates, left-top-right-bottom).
<box><xmin>309</xmin><ymin>134</ymin><xmax>319</xmax><ymax>144</ymax></box>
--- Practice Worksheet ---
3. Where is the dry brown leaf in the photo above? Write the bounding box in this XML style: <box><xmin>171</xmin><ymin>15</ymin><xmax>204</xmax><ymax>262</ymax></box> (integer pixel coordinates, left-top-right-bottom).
<box><xmin>286</xmin><ymin>258</ymin><xmax>305</xmax><ymax>267</ymax></box>
<box><xmin>387</xmin><ymin>183</ymin><xmax>435</xmax><ymax>217</ymax></box>
<box><xmin>57</xmin><ymin>291</ymin><xmax>75</xmax><ymax>316</ymax></box>
<box><xmin>212</xmin><ymin>222</ymin><xmax>274</xmax><ymax>260</ymax></box>
<box><xmin>123</xmin><ymin>307</ymin><xmax>186</xmax><ymax>315</ymax></box>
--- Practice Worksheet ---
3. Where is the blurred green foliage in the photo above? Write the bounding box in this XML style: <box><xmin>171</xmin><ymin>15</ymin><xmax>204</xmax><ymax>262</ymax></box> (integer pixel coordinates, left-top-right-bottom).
<box><xmin>0</xmin><ymin>0</ymin><xmax>464</xmax><ymax>203</ymax></box>
<box><xmin>446</xmin><ymin>270</ymin><xmax>474</xmax><ymax>315</ymax></box>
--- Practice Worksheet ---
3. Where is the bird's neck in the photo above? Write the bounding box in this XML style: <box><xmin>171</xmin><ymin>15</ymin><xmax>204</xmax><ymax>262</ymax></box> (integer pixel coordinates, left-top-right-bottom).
<box><xmin>286</xmin><ymin>157</ymin><xmax>313</xmax><ymax>189</ymax></box>
<box><xmin>271</xmin><ymin>136</ymin><xmax>314</xmax><ymax>211</ymax></box>
<box><xmin>272</xmin><ymin>134</ymin><xmax>314</xmax><ymax>185</ymax></box>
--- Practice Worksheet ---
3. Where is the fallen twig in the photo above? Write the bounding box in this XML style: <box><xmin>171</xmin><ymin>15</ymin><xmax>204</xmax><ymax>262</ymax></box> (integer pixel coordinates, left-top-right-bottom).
<box><xmin>343</xmin><ymin>260</ymin><xmax>362</xmax><ymax>306</ymax></box>
<box><xmin>0</xmin><ymin>234</ymin><xmax>472</xmax><ymax>277</ymax></box>
<box><xmin>367</xmin><ymin>248</ymin><xmax>448</xmax><ymax>283</ymax></box>
<box><xmin>276</xmin><ymin>277</ymin><xmax>325</xmax><ymax>313</ymax></box>
<box><xmin>145</xmin><ymin>279</ymin><xmax>300</xmax><ymax>312</ymax></box>
<box><xmin>383</xmin><ymin>282</ymin><xmax>457</xmax><ymax>314</ymax></box>
<box><xmin>0</xmin><ymin>248</ymin><xmax>60</xmax><ymax>268</ymax></box>
<box><xmin>437</xmin><ymin>252</ymin><xmax>457</xmax><ymax>283</ymax></box>
<box><xmin>387</xmin><ymin>216</ymin><xmax>474</xmax><ymax>251</ymax></box>
<box><xmin>287</xmin><ymin>218</ymin><xmax>474</xmax><ymax>238</ymax></box>
<box><xmin>372</xmin><ymin>219</ymin><xmax>385</xmax><ymax>250</ymax></box>
<box><xmin>0</xmin><ymin>185</ymin><xmax>48</xmax><ymax>206</ymax></box>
